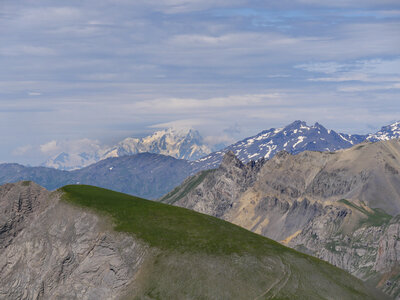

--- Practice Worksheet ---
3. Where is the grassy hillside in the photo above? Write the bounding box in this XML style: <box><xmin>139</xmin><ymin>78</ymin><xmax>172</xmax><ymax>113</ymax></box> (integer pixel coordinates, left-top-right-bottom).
<box><xmin>160</xmin><ymin>169</ymin><xmax>215</xmax><ymax>205</ymax></box>
<box><xmin>61</xmin><ymin>185</ymin><xmax>385</xmax><ymax>300</ymax></box>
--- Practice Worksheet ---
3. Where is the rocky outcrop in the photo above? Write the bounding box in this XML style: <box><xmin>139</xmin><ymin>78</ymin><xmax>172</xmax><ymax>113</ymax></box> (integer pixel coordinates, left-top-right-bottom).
<box><xmin>164</xmin><ymin>151</ymin><xmax>264</xmax><ymax>218</ymax></box>
<box><xmin>0</xmin><ymin>181</ymin><xmax>149</xmax><ymax>299</ymax></box>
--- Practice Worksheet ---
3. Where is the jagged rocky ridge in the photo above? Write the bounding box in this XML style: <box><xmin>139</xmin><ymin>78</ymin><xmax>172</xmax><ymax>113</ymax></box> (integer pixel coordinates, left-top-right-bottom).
<box><xmin>0</xmin><ymin>182</ymin><xmax>382</xmax><ymax>299</ymax></box>
<box><xmin>161</xmin><ymin>139</ymin><xmax>400</xmax><ymax>298</ymax></box>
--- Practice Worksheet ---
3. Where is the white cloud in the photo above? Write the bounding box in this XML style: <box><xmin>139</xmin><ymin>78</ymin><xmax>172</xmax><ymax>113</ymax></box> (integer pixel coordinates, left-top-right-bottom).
<box><xmin>295</xmin><ymin>62</ymin><xmax>346</xmax><ymax>74</ymax></box>
<box><xmin>28</xmin><ymin>92</ymin><xmax>42</xmax><ymax>96</ymax></box>
<box><xmin>40</xmin><ymin>139</ymin><xmax>102</xmax><ymax>156</ymax></box>
<box><xmin>12</xmin><ymin>145</ymin><xmax>33</xmax><ymax>156</ymax></box>
<box><xmin>298</xmin><ymin>58</ymin><xmax>400</xmax><ymax>87</ymax></box>
<box><xmin>338</xmin><ymin>83</ymin><xmax>400</xmax><ymax>92</ymax></box>
<box><xmin>0</xmin><ymin>45</ymin><xmax>56</xmax><ymax>56</ymax></box>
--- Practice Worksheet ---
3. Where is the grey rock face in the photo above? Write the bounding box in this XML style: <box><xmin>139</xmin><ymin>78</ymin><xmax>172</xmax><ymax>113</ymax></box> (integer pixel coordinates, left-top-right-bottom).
<box><xmin>0</xmin><ymin>181</ymin><xmax>148</xmax><ymax>300</ymax></box>
<box><xmin>165</xmin><ymin>151</ymin><xmax>264</xmax><ymax>218</ymax></box>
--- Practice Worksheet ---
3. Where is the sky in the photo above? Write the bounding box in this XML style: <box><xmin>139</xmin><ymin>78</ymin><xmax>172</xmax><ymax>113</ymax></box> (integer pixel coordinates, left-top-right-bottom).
<box><xmin>1</xmin><ymin>0</ymin><xmax>400</xmax><ymax>165</ymax></box>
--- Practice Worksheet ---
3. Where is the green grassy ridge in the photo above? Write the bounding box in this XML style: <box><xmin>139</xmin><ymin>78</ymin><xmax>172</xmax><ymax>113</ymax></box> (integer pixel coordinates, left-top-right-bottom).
<box><xmin>60</xmin><ymin>185</ymin><xmax>385</xmax><ymax>299</ymax></box>
<box><xmin>61</xmin><ymin>184</ymin><xmax>290</xmax><ymax>256</ymax></box>
<box><xmin>338</xmin><ymin>199</ymin><xmax>392</xmax><ymax>227</ymax></box>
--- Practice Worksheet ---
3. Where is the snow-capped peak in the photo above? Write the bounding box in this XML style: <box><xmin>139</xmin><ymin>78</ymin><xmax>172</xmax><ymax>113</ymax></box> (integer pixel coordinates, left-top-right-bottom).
<box><xmin>366</xmin><ymin>121</ymin><xmax>400</xmax><ymax>142</ymax></box>
<box><xmin>42</xmin><ymin>128</ymin><xmax>212</xmax><ymax>170</ymax></box>
<box><xmin>102</xmin><ymin>128</ymin><xmax>210</xmax><ymax>161</ymax></box>
<box><xmin>194</xmin><ymin>120</ymin><xmax>366</xmax><ymax>170</ymax></box>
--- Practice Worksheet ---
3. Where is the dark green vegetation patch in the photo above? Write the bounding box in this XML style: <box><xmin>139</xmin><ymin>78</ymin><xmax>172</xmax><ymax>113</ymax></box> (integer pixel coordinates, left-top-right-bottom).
<box><xmin>339</xmin><ymin>199</ymin><xmax>391</xmax><ymax>227</ymax></box>
<box><xmin>160</xmin><ymin>169</ymin><xmax>215</xmax><ymax>204</ymax></box>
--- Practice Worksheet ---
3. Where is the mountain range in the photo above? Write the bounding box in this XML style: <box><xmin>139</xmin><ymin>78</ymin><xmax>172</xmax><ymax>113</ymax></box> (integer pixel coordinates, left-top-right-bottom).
<box><xmin>43</xmin><ymin>128</ymin><xmax>211</xmax><ymax>170</ymax></box>
<box><xmin>195</xmin><ymin>120</ymin><xmax>400</xmax><ymax>170</ymax></box>
<box><xmin>42</xmin><ymin>120</ymin><xmax>400</xmax><ymax>171</ymax></box>
<box><xmin>2</xmin><ymin>120</ymin><xmax>400</xmax><ymax>199</ymax></box>
<box><xmin>161</xmin><ymin>139</ymin><xmax>400</xmax><ymax>297</ymax></box>
<box><xmin>2</xmin><ymin>120</ymin><xmax>400</xmax><ymax>298</ymax></box>
<box><xmin>1</xmin><ymin>153</ymin><xmax>196</xmax><ymax>199</ymax></box>
<box><xmin>0</xmin><ymin>181</ymin><xmax>384</xmax><ymax>299</ymax></box>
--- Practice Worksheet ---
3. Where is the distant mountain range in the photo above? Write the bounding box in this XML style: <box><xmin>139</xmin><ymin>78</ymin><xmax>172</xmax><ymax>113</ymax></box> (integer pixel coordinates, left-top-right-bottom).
<box><xmin>42</xmin><ymin>120</ymin><xmax>400</xmax><ymax>171</ymax></box>
<box><xmin>43</xmin><ymin>128</ymin><xmax>211</xmax><ymax>170</ymax></box>
<box><xmin>194</xmin><ymin>120</ymin><xmax>400</xmax><ymax>170</ymax></box>
<box><xmin>1</xmin><ymin>120</ymin><xmax>399</xmax><ymax>198</ymax></box>
<box><xmin>2</xmin><ymin>153</ymin><xmax>196</xmax><ymax>199</ymax></box>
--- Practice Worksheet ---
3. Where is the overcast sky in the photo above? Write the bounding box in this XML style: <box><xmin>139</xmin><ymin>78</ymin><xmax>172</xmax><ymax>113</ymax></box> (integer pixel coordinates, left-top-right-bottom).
<box><xmin>1</xmin><ymin>0</ymin><xmax>400</xmax><ymax>165</ymax></box>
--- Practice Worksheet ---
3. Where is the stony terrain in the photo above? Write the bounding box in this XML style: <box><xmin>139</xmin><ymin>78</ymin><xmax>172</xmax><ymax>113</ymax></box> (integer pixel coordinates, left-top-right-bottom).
<box><xmin>0</xmin><ymin>182</ymin><xmax>384</xmax><ymax>299</ymax></box>
<box><xmin>0</xmin><ymin>182</ymin><xmax>149</xmax><ymax>299</ymax></box>
<box><xmin>161</xmin><ymin>139</ymin><xmax>400</xmax><ymax>298</ymax></box>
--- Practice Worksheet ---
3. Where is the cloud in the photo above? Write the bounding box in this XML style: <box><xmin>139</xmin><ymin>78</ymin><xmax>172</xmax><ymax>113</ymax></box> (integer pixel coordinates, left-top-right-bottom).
<box><xmin>0</xmin><ymin>0</ymin><xmax>399</xmax><ymax>165</ymax></box>
<box><xmin>297</xmin><ymin>58</ymin><xmax>400</xmax><ymax>89</ymax></box>
<box><xmin>0</xmin><ymin>45</ymin><xmax>56</xmax><ymax>56</ymax></box>
<box><xmin>295</xmin><ymin>62</ymin><xmax>347</xmax><ymax>74</ymax></box>
<box><xmin>40</xmin><ymin>140</ymin><xmax>60</xmax><ymax>155</ymax></box>
<box><xmin>296</xmin><ymin>0</ymin><xmax>400</xmax><ymax>8</ymax></box>
<box><xmin>28</xmin><ymin>92</ymin><xmax>42</xmax><ymax>96</ymax></box>
<box><xmin>40</xmin><ymin>139</ymin><xmax>102</xmax><ymax>156</ymax></box>
<box><xmin>12</xmin><ymin>145</ymin><xmax>33</xmax><ymax>156</ymax></box>
<box><xmin>338</xmin><ymin>83</ymin><xmax>400</xmax><ymax>92</ymax></box>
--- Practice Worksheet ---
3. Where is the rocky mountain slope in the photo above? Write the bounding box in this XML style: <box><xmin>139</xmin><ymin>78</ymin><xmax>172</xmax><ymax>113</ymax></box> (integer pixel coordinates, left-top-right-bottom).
<box><xmin>43</xmin><ymin>128</ymin><xmax>211</xmax><ymax>170</ymax></box>
<box><xmin>0</xmin><ymin>182</ymin><xmax>383</xmax><ymax>299</ymax></box>
<box><xmin>194</xmin><ymin>120</ymin><xmax>400</xmax><ymax>170</ymax></box>
<box><xmin>161</xmin><ymin>139</ymin><xmax>400</xmax><ymax>297</ymax></box>
<box><xmin>0</xmin><ymin>153</ymin><xmax>196</xmax><ymax>199</ymax></box>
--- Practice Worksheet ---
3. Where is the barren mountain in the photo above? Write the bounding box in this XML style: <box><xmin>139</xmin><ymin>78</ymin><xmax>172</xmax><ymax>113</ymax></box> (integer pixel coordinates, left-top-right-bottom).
<box><xmin>161</xmin><ymin>139</ymin><xmax>400</xmax><ymax>297</ymax></box>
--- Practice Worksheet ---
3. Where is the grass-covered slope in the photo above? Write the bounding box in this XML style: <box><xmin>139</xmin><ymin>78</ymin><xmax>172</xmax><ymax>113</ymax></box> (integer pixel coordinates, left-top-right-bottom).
<box><xmin>61</xmin><ymin>185</ymin><xmax>385</xmax><ymax>300</ymax></box>
<box><xmin>160</xmin><ymin>169</ymin><xmax>215</xmax><ymax>205</ymax></box>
